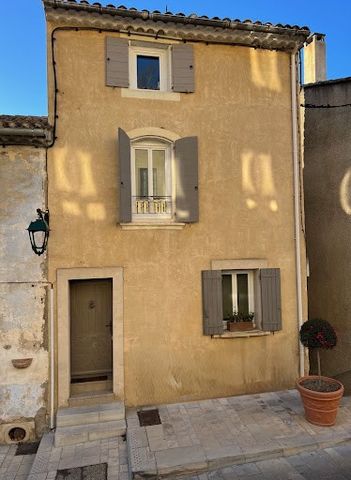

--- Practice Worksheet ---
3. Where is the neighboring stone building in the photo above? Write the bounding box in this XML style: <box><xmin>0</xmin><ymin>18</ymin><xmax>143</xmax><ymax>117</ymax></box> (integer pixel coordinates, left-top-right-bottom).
<box><xmin>304</xmin><ymin>75</ymin><xmax>351</xmax><ymax>381</ymax></box>
<box><xmin>0</xmin><ymin>116</ymin><xmax>52</xmax><ymax>443</ymax></box>
<box><xmin>43</xmin><ymin>0</ymin><xmax>309</xmax><ymax>436</ymax></box>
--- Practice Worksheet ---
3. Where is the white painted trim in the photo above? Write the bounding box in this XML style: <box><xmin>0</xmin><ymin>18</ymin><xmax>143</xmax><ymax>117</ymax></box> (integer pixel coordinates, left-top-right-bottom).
<box><xmin>56</xmin><ymin>267</ymin><xmax>124</xmax><ymax>407</ymax></box>
<box><xmin>131</xmin><ymin>139</ymin><xmax>172</xmax><ymax>221</ymax></box>
<box><xmin>120</xmin><ymin>222</ymin><xmax>185</xmax><ymax>230</ymax></box>
<box><xmin>129</xmin><ymin>45</ymin><xmax>169</xmax><ymax>91</ymax></box>
<box><xmin>223</xmin><ymin>270</ymin><xmax>255</xmax><ymax>315</ymax></box>
<box><xmin>121</xmin><ymin>88</ymin><xmax>180</xmax><ymax>101</ymax></box>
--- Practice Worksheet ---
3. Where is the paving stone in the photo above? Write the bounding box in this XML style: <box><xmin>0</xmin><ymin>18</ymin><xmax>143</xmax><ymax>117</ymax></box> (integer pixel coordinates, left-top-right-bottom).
<box><xmin>155</xmin><ymin>445</ymin><xmax>207</xmax><ymax>476</ymax></box>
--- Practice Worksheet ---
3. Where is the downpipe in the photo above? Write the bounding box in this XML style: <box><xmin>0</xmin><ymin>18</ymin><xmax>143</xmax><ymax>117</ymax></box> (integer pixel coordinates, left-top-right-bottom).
<box><xmin>49</xmin><ymin>285</ymin><xmax>55</xmax><ymax>429</ymax></box>
<box><xmin>291</xmin><ymin>51</ymin><xmax>305</xmax><ymax>377</ymax></box>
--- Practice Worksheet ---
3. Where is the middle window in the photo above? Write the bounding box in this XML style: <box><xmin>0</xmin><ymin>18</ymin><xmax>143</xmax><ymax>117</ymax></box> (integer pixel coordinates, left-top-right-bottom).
<box><xmin>131</xmin><ymin>139</ymin><xmax>173</xmax><ymax>220</ymax></box>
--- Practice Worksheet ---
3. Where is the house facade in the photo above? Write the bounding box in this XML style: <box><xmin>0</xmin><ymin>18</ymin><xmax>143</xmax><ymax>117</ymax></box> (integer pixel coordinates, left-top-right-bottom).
<box><xmin>0</xmin><ymin>116</ymin><xmax>52</xmax><ymax>443</ymax></box>
<box><xmin>43</xmin><ymin>0</ymin><xmax>309</xmax><ymax>414</ymax></box>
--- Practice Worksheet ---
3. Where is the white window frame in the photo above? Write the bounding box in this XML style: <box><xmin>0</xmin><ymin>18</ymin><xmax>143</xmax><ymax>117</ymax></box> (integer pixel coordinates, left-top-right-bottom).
<box><xmin>222</xmin><ymin>270</ymin><xmax>255</xmax><ymax>316</ymax></box>
<box><xmin>131</xmin><ymin>138</ymin><xmax>173</xmax><ymax>221</ymax></box>
<box><xmin>129</xmin><ymin>46</ymin><xmax>170</xmax><ymax>92</ymax></box>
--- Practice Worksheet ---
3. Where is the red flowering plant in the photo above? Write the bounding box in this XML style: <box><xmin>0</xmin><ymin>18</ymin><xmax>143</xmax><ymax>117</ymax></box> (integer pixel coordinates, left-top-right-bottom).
<box><xmin>299</xmin><ymin>318</ymin><xmax>337</xmax><ymax>385</ymax></box>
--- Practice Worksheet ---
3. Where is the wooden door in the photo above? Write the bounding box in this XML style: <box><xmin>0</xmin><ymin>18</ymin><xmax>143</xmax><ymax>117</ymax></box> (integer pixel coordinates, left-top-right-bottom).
<box><xmin>70</xmin><ymin>279</ymin><xmax>112</xmax><ymax>380</ymax></box>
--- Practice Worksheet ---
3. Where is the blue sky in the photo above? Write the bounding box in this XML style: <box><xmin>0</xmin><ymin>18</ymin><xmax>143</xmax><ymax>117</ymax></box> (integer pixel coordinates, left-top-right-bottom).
<box><xmin>0</xmin><ymin>0</ymin><xmax>350</xmax><ymax>115</ymax></box>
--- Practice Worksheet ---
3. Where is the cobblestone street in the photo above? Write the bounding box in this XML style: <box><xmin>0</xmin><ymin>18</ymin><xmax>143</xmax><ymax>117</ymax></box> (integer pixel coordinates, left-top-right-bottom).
<box><xmin>1</xmin><ymin>390</ymin><xmax>351</xmax><ymax>479</ymax></box>
<box><xmin>183</xmin><ymin>444</ymin><xmax>351</xmax><ymax>479</ymax></box>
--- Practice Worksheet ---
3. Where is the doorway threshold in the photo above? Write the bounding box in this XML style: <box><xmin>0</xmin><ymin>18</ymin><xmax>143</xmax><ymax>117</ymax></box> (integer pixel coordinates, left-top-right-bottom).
<box><xmin>68</xmin><ymin>391</ymin><xmax>116</xmax><ymax>407</ymax></box>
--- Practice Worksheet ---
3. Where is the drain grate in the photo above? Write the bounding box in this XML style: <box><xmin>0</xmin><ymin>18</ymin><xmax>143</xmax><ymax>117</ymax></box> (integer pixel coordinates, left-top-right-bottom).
<box><xmin>137</xmin><ymin>408</ymin><xmax>161</xmax><ymax>427</ymax></box>
<box><xmin>15</xmin><ymin>441</ymin><xmax>40</xmax><ymax>456</ymax></box>
<box><xmin>56</xmin><ymin>463</ymin><xmax>107</xmax><ymax>480</ymax></box>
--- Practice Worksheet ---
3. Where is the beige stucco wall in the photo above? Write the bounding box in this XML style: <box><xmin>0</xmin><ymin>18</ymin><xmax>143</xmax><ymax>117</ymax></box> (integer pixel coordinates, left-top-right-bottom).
<box><xmin>47</xmin><ymin>26</ymin><xmax>306</xmax><ymax>406</ymax></box>
<box><xmin>0</xmin><ymin>146</ymin><xmax>49</xmax><ymax>436</ymax></box>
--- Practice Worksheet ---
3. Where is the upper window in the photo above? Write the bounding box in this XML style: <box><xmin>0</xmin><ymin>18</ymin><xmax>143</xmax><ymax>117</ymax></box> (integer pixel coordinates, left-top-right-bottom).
<box><xmin>131</xmin><ymin>139</ymin><xmax>172</xmax><ymax>220</ymax></box>
<box><xmin>118</xmin><ymin>128</ymin><xmax>198</xmax><ymax>224</ymax></box>
<box><xmin>130</xmin><ymin>46</ymin><xmax>169</xmax><ymax>91</ymax></box>
<box><xmin>106</xmin><ymin>38</ymin><xmax>195</xmax><ymax>94</ymax></box>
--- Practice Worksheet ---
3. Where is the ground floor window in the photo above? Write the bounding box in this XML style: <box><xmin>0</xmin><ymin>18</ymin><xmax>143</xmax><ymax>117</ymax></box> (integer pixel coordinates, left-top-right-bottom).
<box><xmin>202</xmin><ymin>266</ymin><xmax>282</xmax><ymax>335</ymax></box>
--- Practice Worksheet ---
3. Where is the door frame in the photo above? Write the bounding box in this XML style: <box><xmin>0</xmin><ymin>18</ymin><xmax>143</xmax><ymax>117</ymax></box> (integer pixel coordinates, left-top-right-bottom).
<box><xmin>56</xmin><ymin>267</ymin><xmax>124</xmax><ymax>407</ymax></box>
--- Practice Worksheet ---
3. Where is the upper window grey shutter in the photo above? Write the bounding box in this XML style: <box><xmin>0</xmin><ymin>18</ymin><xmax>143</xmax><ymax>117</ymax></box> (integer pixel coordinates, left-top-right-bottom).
<box><xmin>106</xmin><ymin>37</ymin><xmax>129</xmax><ymax>87</ymax></box>
<box><xmin>172</xmin><ymin>44</ymin><xmax>195</xmax><ymax>93</ymax></box>
<box><xmin>260</xmin><ymin>268</ymin><xmax>282</xmax><ymax>332</ymax></box>
<box><xmin>174</xmin><ymin>137</ymin><xmax>198</xmax><ymax>223</ymax></box>
<box><xmin>202</xmin><ymin>270</ymin><xmax>223</xmax><ymax>335</ymax></box>
<box><xmin>118</xmin><ymin>128</ymin><xmax>132</xmax><ymax>223</ymax></box>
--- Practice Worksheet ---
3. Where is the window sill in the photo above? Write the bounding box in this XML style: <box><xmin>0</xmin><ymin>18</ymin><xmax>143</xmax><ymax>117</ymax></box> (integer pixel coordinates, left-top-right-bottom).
<box><xmin>120</xmin><ymin>222</ymin><xmax>185</xmax><ymax>230</ymax></box>
<box><xmin>212</xmin><ymin>330</ymin><xmax>272</xmax><ymax>339</ymax></box>
<box><xmin>121</xmin><ymin>88</ymin><xmax>180</xmax><ymax>102</ymax></box>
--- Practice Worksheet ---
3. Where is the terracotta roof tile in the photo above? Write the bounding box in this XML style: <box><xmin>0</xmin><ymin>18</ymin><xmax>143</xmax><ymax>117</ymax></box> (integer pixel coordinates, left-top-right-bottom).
<box><xmin>43</xmin><ymin>0</ymin><xmax>310</xmax><ymax>33</ymax></box>
<box><xmin>0</xmin><ymin>115</ymin><xmax>52</xmax><ymax>146</ymax></box>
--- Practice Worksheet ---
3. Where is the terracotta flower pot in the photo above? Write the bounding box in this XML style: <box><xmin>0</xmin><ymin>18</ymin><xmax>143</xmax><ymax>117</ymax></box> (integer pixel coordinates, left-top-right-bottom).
<box><xmin>296</xmin><ymin>375</ymin><xmax>344</xmax><ymax>426</ymax></box>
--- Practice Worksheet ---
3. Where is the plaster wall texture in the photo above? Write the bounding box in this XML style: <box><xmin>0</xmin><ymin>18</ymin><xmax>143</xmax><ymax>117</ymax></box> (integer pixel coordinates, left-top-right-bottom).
<box><xmin>304</xmin><ymin>79</ymin><xmax>351</xmax><ymax>377</ymax></box>
<box><xmin>47</xmin><ymin>28</ymin><xmax>306</xmax><ymax>406</ymax></box>
<box><xmin>0</xmin><ymin>147</ymin><xmax>49</xmax><ymax>425</ymax></box>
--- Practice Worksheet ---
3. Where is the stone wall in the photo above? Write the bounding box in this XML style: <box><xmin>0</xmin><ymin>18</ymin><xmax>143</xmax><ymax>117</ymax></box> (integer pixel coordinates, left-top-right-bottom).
<box><xmin>0</xmin><ymin>146</ymin><xmax>49</xmax><ymax>442</ymax></box>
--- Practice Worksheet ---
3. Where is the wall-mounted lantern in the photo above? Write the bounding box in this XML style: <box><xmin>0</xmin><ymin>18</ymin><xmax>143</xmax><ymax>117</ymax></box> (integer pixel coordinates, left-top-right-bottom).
<box><xmin>27</xmin><ymin>209</ymin><xmax>50</xmax><ymax>256</ymax></box>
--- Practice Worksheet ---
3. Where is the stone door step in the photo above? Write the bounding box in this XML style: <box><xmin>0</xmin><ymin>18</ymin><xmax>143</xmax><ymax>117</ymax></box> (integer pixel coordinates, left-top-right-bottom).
<box><xmin>56</xmin><ymin>401</ymin><xmax>125</xmax><ymax>427</ymax></box>
<box><xmin>68</xmin><ymin>391</ymin><xmax>116</xmax><ymax>407</ymax></box>
<box><xmin>55</xmin><ymin>418</ymin><xmax>126</xmax><ymax>447</ymax></box>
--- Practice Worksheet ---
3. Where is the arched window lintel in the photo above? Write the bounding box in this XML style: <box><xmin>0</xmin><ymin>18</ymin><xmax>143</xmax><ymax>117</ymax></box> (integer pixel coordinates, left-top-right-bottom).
<box><xmin>127</xmin><ymin>127</ymin><xmax>180</xmax><ymax>143</ymax></box>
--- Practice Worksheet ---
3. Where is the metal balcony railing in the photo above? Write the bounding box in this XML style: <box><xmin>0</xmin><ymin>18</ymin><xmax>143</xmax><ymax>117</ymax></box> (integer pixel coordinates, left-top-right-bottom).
<box><xmin>133</xmin><ymin>196</ymin><xmax>172</xmax><ymax>215</ymax></box>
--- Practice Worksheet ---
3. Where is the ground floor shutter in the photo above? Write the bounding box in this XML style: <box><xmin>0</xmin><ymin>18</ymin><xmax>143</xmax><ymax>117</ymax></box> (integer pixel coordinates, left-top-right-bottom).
<box><xmin>202</xmin><ymin>270</ymin><xmax>223</xmax><ymax>335</ymax></box>
<box><xmin>260</xmin><ymin>268</ymin><xmax>282</xmax><ymax>332</ymax></box>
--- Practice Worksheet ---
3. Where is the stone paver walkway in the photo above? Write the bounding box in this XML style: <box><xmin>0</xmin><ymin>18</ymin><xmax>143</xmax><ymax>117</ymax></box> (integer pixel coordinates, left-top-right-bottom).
<box><xmin>26</xmin><ymin>431</ymin><xmax>129</xmax><ymax>480</ymax></box>
<box><xmin>183</xmin><ymin>443</ymin><xmax>351</xmax><ymax>479</ymax></box>
<box><xmin>0</xmin><ymin>443</ymin><xmax>36</xmax><ymax>480</ymax></box>
<box><xmin>127</xmin><ymin>389</ymin><xmax>351</xmax><ymax>478</ymax></box>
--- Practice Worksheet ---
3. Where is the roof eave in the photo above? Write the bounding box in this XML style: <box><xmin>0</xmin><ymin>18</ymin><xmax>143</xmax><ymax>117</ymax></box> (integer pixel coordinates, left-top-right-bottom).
<box><xmin>43</xmin><ymin>0</ymin><xmax>310</xmax><ymax>51</ymax></box>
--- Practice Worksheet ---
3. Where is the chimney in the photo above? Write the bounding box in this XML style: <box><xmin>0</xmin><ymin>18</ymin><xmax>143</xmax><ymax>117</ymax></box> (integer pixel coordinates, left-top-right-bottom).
<box><xmin>304</xmin><ymin>33</ymin><xmax>326</xmax><ymax>84</ymax></box>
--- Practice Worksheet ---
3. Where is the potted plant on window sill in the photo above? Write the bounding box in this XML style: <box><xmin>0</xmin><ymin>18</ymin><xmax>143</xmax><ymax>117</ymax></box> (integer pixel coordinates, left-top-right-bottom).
<box><xmin>227</xmin><ymin>312</ymin><xmax>255</xmax><ymax>332</ymax></box>
<box><xmin>296</xmin><ymin>318</ymin><xmax>344</xmax><ymax>426</ymax></box>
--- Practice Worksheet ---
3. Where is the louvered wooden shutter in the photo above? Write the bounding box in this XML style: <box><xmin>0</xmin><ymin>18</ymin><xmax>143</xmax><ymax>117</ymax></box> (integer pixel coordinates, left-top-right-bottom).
<box><xmin>106</xmin><ymin>37</ymin><xmax>129</xmax><ymax>87</ymax></box>
<box><xmin>174</xmin><ymin>137</ymin><xmax>199</xmax><ymax>223</ymax></box>
<box><xmin>172</xmin><ymin>44</ymin><xmax>195</xmax><ymax>93</ymax></box>
<box><xmin>118</xmin><ymin>128</ymin><xmax>132</xmax><ymax>223</ymax></box>
<box><xmin>260</xmin><ymin>268</ymin><xmax>282</xmax><ymax>332</ymax></box>
<box><xmin>202</xmin><ymin>270</ymin><xmax>223</xmax><ymax>335</ymax></box>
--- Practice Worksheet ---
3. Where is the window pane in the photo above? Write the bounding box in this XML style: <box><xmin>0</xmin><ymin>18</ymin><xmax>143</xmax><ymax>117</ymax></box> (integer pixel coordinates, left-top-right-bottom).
<box><xmin>137</xmin><ymin>55</ymin><xmax>160</xmax><ymax>90</ymax></box>
<box><xmin>152</xmin><ymin>150</ymin><xmax>166</xmax><ymax>196</ymax></box>
<box><xmin>237</xmin><ymin>274</ymin><xmax>249</xmax><ymax>316</ymax></box>
<box><xmin>135</xmin><ymin>149</ymin><xmax>148</xmax><ymax>197</ymax></box>
<box><xmin>222</xmin><ymin>275</ymin><xmax>233</xmax><ymax>319</ymax></box>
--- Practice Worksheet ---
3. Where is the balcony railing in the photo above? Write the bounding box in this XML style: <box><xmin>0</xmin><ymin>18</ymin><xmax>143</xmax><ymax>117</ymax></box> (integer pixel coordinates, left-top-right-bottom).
<box><xmin>132</xmin><ymin>196</ymin><xmax>172</xmax><ymax>215</ymax></box>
